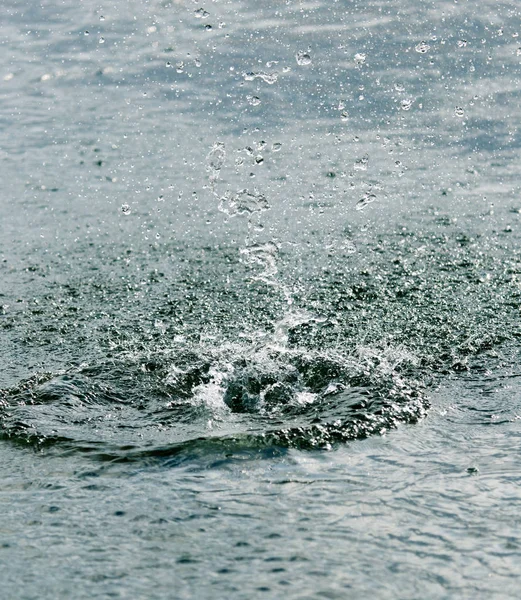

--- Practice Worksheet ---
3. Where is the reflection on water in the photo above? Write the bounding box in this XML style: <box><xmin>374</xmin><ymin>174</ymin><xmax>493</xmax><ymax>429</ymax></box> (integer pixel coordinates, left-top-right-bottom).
<box><xmin>2</xmin><ymin>0</ymin><xmax>521</xmax><ymax>597</ymax></box>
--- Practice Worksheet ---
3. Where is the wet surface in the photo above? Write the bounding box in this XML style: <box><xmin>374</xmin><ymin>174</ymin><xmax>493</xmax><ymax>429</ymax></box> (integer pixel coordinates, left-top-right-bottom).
<box><xmin>2</xmin><ymin>0</ymin><xmax>521</xmax><ymax>597</ymax></box>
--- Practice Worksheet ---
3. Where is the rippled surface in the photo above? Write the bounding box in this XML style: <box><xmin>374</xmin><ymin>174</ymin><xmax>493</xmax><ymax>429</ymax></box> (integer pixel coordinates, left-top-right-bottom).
<box><xmin>2</xmin><ymin>0</ymin><xmax>521</xmax><ymax>597</ymax></box>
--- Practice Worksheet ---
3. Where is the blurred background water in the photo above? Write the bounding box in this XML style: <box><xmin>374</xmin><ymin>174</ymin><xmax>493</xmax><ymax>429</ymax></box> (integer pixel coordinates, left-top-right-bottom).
<box><xmin>2</xmin><ymin>0</ymin><xmax>521</xmax><ymax>597</ymax></box>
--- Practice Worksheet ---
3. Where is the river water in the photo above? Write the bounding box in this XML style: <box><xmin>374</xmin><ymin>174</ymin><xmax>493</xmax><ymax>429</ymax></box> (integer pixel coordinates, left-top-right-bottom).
<box><xmin>2</xmin><ymin>0</ymin><xmax>521</xmax><ymax>598</ymax></box>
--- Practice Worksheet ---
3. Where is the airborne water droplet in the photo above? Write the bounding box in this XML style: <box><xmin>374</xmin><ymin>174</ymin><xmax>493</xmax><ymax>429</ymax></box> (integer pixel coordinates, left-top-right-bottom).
<box><xmin>296</xmin><ymin>51</ymin><xmax>312</xmax><ymax>66</ymax></box>
<box><xmin>356</xmin><ymin>193</ymin><xmax>377</xmax><ymax>210</ymax></box>
<box><xmin>415</xmin><ymin>41</ymin><xmax>430</xmax><ymax>53</ymax></box>
<box><xmin>194</xmin><ymin>8</ymin><xmax>210</xmax><ymax>18</ymax></box>
<box><xmin>354</xmin><ymin>155</ymin><xmax>369</xmax><ymax>171</ymax></box>
<box><xmin>354</xmin><ymin>53</ymin><xmax>366</xmax><ymax>66</ymax></box>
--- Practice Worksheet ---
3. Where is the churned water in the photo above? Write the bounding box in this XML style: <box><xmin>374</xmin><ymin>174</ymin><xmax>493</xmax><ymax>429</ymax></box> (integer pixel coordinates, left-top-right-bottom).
<box><xmin>2</xmin><ymin>0</ymin><xmax>521</xmax><ymax>598</ymax></box>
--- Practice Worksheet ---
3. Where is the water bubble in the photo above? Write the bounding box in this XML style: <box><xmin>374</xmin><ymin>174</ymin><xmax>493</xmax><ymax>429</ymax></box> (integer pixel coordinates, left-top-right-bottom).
<box><xmin>194</xmin><ymin>8</ymin><xmax>210</xmax><ymax>18</ymax></box>
<box><xmin>99</xmin><ymin>15</ymin><xmax>105</xmax><ymax>21</ymax></box>
<box><xmin>166</xmin><ymin>61</ymin><xmax>172</xmax><ymax>68</ymax></box>
<box><xmin>400</xmin><ymin>98</ymin><xmax>413</xmax><ymax>111</ymax></box>
<box><xmin>394</xmin><ymin>82</ymin><xmax>405</xmax><ymax>92</ymax></box>
<box><xmin>296</xmin><ymin>51</ymin><xmax>312</xmax><ymax>66</ymax></box>
<box><xmin>121</xmin><ymin>204</ymin><xmax>131</xmax><ymax>215</ymax></box>
<box><xmin>272</xmin><ymin>142</ymin><xmax>282</xmax><ymax>152</ymax></box>
<box><xmin>454</xmin><ymin>106</ymin><xmax>465</xmax><ymax>118</ymax></box>
<box><xmin>176</xmin><ymin>61</ymin><xmax>184</xmax><ymax>73</ymax></box>
<box><xmin>457</xmin><ymin>39</ymin><xmax>468</xmax><ymax>48</ymax></box>
<box><xmin>84</xmin><ymin>30</ymin><xmax>89</xmax><ymax>36</ymax></box>
<box><xmin>340</xmin><ymin>111</ymin><xmax>349</xmax><ymax>122</ymax></box>
<box><xmin>205</xmin><ymin>24</ymin><xmax>212</xmax><ymax>31</ymax></box>
<box><xmin>415</xmin><ymin>41</ymin><xmax>430</xmax><ymax>53</ymax></box>
<box><xmin>195</xmin><ymin>58</ymin><xmax>202</xmax><ymax>67</ymax></box>
<box><xmin>356</xmin><ymin>193</ymin><xmax>377</xmax><ymax>210</ymax></box>
<box><xmin>354</xmin><ymin>155</ymin><xmax>369</xmax><ymax>171</ymax></box>
<box><xmin>247</xmin><ymin>95</ymin><xmax>261</xmax><ymax>106</ymax></box>
<box><xmin>99</xmin><ymin>37</ymin><xmax>105</xmax><ymax>44</ymax></box>
<box><xmin>255</xmin><ymin>155</ymin><xmax>264</xmax><ymax>165</ymax></box>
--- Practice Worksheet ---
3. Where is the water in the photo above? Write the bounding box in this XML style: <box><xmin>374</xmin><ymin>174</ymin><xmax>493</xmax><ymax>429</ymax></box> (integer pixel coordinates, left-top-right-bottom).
<box><xmin>2</xmin><ymin>0</ymin><xmax>521</xmax><ymax>597</ymax></box>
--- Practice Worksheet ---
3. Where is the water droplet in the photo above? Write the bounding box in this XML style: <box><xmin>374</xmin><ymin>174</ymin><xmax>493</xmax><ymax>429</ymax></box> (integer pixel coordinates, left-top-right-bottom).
<box><xmin>205</xmin><ymin>24</ymin><xmax>212</xmax><ymax>31</ymax></box>
<box><xmin>255</xmin><ymin>155</ymin><xmax>264</xmax><ymax>165</ymax></box>
<box><xmin>99</xmin><ymin>15</ymin><xmax>105</xmax><ymax>21</ymax></box>
<box><xmin>218</xmin><ymin>189</ymin><xmax>270</xmax><ymax>217</ymax></box>
<box><xmin>400</xmin><ymin>98</ymin><xmax>413</xmax><ymax>111</ymax></box>
<box><xmin>121</xmin><ymin>204</ymin><xmax>131</xmax><ymax>215</ymax></box>
<box><xmin>415</xmin><ymin>41</ymin><xmax>430</xmax><ymax>53</ymax></box>
<box><xmin>84</xmin><ymin>30</ymin><xmax>90</xmax><ymax>36</ymax></box>
<box><xmin>243</xmin><ymin>71</ymin><xmax>278</xmax><ymax>85</ymax></box>
<box><xmin>99</xmin><ymin>37</ymin><xmax>105</xmax><ymax>44</ymax></box>
<box><xmin>354</xmin><ymin>155</ymin><xmax>369</xmax><ymax>171</ymax></box>
<box><xmin>194</xmin><ymin>8</ymin><xmax>210</xmax><ymax>18</ymax></box>
<box><xmin>454</xmin><ymin>106</ymin><xmax>465</xmax><ymax>117</ymax></box>
<box><xmin>272</xmin><ymin>142</ymin><xmax>282</xmax><ymax>152</ymax></box>
<box><xmin>166</xmin><ymin>61</ymin><xmax>172</xmax><ymax>68</ymax></box>
<box><xmin>296</xmin><ymin>51</ymin><xmax>312</xmax><ymax>66</ymax></box>
<box><xmin>354</xmin><ymin>53</ymin><xmax>366</xmax><ymax>66</ymax></box>
<box><xmin>356</xmin><ymin>193</ymin><xmax>377</xmax><ymax>210</ymax></box>
<box><xmin>240</xmin><ymin>241</ymin><xmax>279</xmax><ymax>281</ymax></box>
<box><xmin>247</xmin><ymin>95</ymin><xmax>261</xmax><ymax>106</ymax></box>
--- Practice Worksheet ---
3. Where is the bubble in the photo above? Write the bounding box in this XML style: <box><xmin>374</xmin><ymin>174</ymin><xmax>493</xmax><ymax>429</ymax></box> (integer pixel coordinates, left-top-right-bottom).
<box><xmin>454</xmin><ymin>106</ymin><xmax>465</xmax><ymax>118</ymax></box>
<box><xmin>394</xmin><ymin>82</ymin><xmax>405</xmax><ymax>92</ymax></box>
<box><xmin>340</xmin><ymin>111</ymin><xmax>349</xmax><ymax>122</ymax></box>
<box><xmin>99</xmin><ymin>15</ymin><xmax>105</xmax><ymax>21</ymax></box>
<box><xmin>271</xmin><ymin>142</ymin><xmax>282</xmax><ymax>152</ymax></box>
<box><xmin>255</xmin><ymin>155</ymin><xmax>264</xmax><ymax>165</ymax></box>
<box><xmin>205</xmin><ymin>24</ymin><xmax>212</xmax><ymax>31</ymax></box>
<box><xmin>415</xmin><ymin>41</ymin><xmax>430</xmax><ymax>53</ymax></box>
<box><xmin>400</xmin><ymin>98</ymin><xmax>413</xmax><ymax>111</ymax></box>
<box><xmin>99</xmin><ymin>37</ymin><xmax>105</xmax><ymax>43</ymax></box>
<box><xmin>121</xmin><ymin>204</ymin><xmax>131</xmax><ymax>215</ymax></box>
<box><xmin>296</xmin><ymin>51</ymin><xmax>312</xmax><ymax>66</ymax></box>
<box><xmin>247</xmin><ymin>95</ymin><xmax>261</xmax><ymax>106</ymax></box>
<box><xmin>356</xmin><ymin>193</ymin><xmax>377</xmax><ymax>210</ymax></box>
<box><xmin>84</xmin><ymin>30</ymin><xmax>89</xmax><ymax>36</ymax></box>
<box><xmin>194</xmin><ymin>8</ymin><xmax>210</xmax><ymax>18</ymax></box>
<box><xmin>457</xmin><ymin>39</ymin><xmax>468</xmax><ymax>47</ymax></box>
